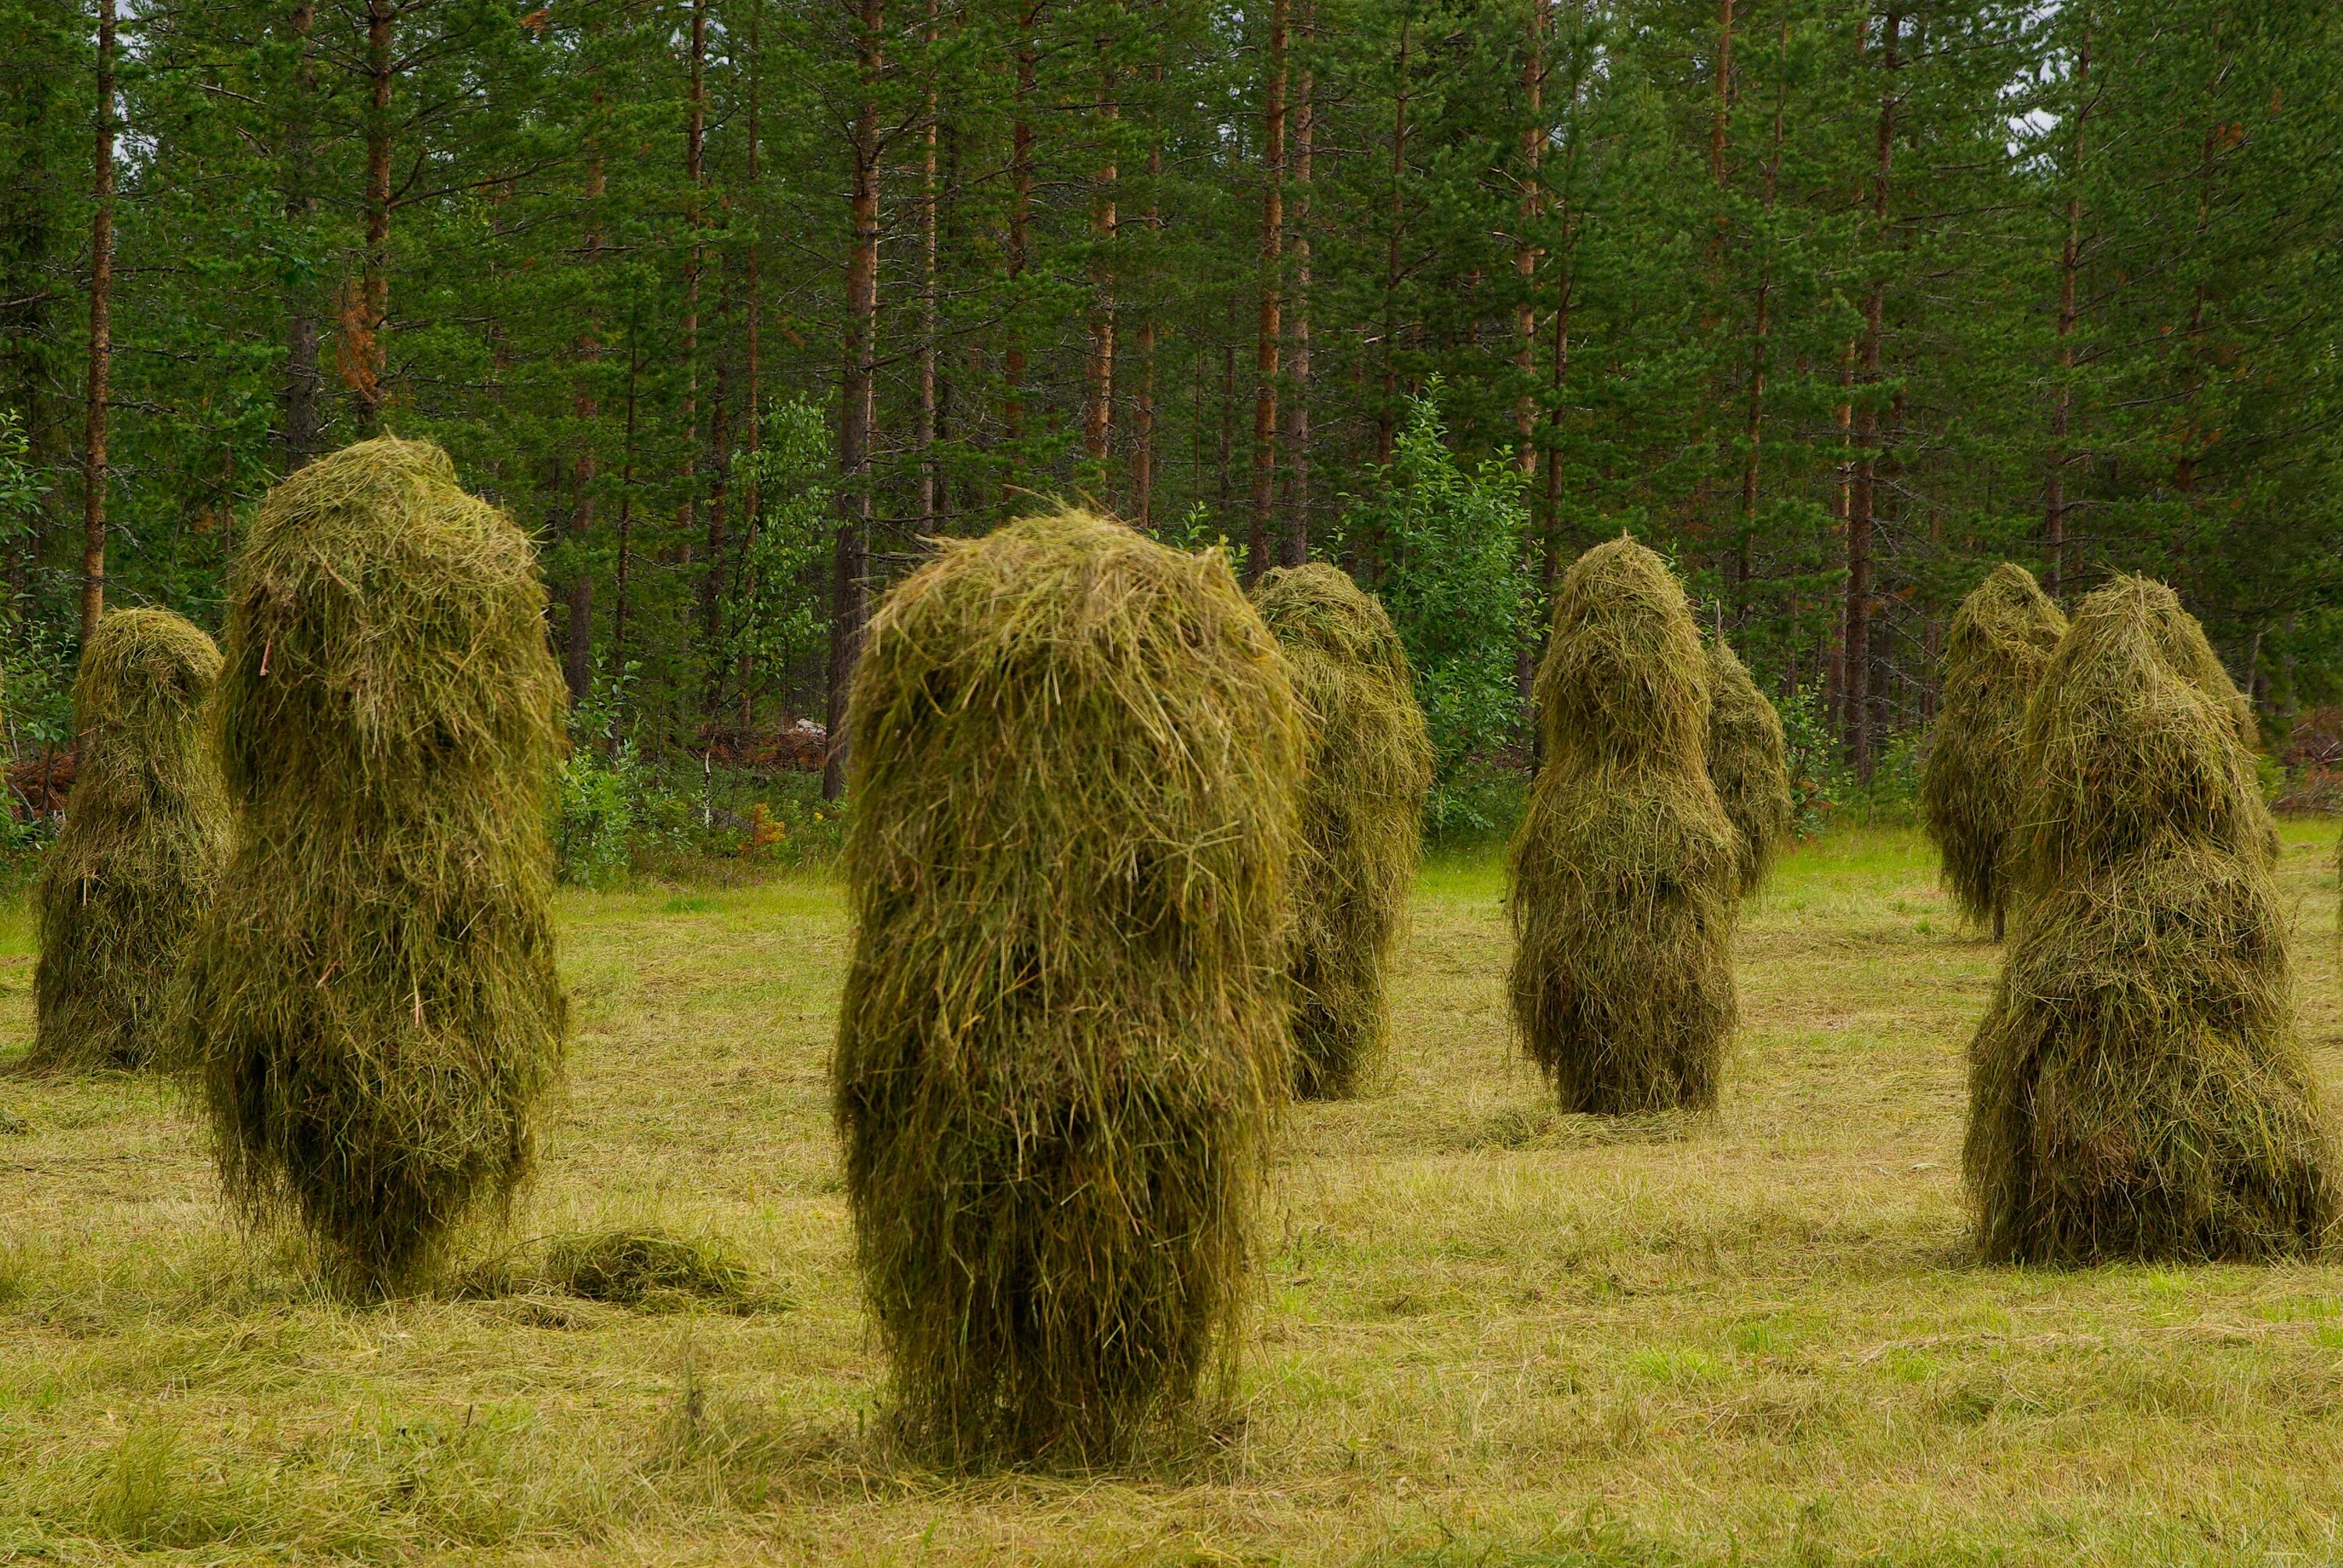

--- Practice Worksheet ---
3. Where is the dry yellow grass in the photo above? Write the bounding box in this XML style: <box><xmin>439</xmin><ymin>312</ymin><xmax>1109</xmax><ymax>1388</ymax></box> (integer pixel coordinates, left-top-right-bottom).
<box><xmin>6</xmin><ymin>825</ymin><xmax>2343</xmax><ymax>1563</ymax></box>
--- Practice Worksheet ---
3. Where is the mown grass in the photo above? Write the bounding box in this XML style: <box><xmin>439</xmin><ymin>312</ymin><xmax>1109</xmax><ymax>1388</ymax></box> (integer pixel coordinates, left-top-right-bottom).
<box><xmin>5</xmin><ymin>823</ymin><xmax>2343</xmax><ymax>1563</ymax></box>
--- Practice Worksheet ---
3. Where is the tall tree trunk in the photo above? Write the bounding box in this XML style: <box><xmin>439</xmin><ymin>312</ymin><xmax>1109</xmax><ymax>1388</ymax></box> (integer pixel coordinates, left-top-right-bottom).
<box><xmin>2045</xmin><ymin>18</ymin><xmax>2088</xmax><ymax>597</ymax></box>
<box><xmin>1246</xmin><ymin>0</ymin><xmax>1288</xmax><ymax>583</ymax></box>
<box><xmin>1004</xmin><ymin>2</ymin><xmax>1036</xmax><ymax>478</ymax></box>
<box><xmin>613</xmin><ymin>318</ymin><xmax>640</xmax><ymax>672</ymax></box>
<box><xmin>1514</xmin><ymin>0</ymin><xmax>1544</xmax><ymax>477</ymax></box>
<box><xmin>1378</xmin><ymin>9</ymin><xmax>1411</xmax><ymax>466</ymax></box>
<box><xmin>566</xmin><ymin>99</ymin><xmax>607</xmax><ymax>705</ymax></box>
<box><xmin>1735</xmin><ymin>16</ymin><xmax>1787</xmax><ymax>622</ymax></box>
<box><xmin>1134</xmin><ymin>78</ymin><xmax>1161</xmax><ymax>532</ymax></box>
<box><xmin>679</xmin><ymin>0</ymin><xmax>707</xmax><ymax>572</ymax></box>
<box><xmin>1217</xmin><ymin>333</ymin><xmax>1236</xmax><ymax>533</ymax></box>
<box><xmin>1843</xmin><ymin>7</ymin><xmax>1899</xmax><ymax>780</ymax></box>
<box><xmin>350</xmin><ymin>0</ymin><xmax>394</xmax><ymax>429</ymax></box>
<box><xmin>828</xmin><ymin>0</ymin><xmax>884</xmax><ymax>800</ymax></box>
<box><xmin>1082</xmin><ymin>40</ymin><xmax>1118</xmax><ymax>477</ymax></box>
<box><xmin>1278</xmin><ymin>12</ymin><xmax>1312</xmax><ymax>568</ymax></box>
<box><xmin>744</xmin><ymin>0</ymin><xmax>764</xmax><ymax>532</ymax></box>
<box><xmin>278</xmin><ymin>2</ymin><xmax>321</xmax><ymax>467</ymax></box>
<box><xmin>917</xmin><ymin>0</ymin><xmax>939</xmax><ymax>529</ymax></box>
<box><xmin>80</xmin><ymin>0</ymin><xmax>116</xmax><ymax>643</ymax></box>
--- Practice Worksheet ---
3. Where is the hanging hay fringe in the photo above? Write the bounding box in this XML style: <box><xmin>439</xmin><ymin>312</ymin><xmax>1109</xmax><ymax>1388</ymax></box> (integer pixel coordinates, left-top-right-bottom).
<box><xmin>1963</xmin><ymin>575</ymin><xmax>2331</xmax><ymax>1264</ymax></box>
<box><xmin>1508</xmin><ymin>537</ymin><xmax>1739</xmax><ymax>1114</ymax></box>
<box><xmin>29</xmin><ymin>610</ymin><xmax>232</xmax><ymax>1072</ymax></box>
<box><xmin>169</xmin><ymin>437</ymin><xmax>570</xmax><ymax>1295</ymax></box>
<box><xmin>1918</xmin><ymin>563</ymin><xmax>2067</xmax><ymax>939</ymax></box>
<box><xmin>834</xmin><ymin>507</ymin><xmax>1302</xmax><ymax>1466</ymax></box>
<box><xmin>1250</xmin><ymin>563</ymin><xmax>1431</xmax><ymax>1098</ymax></box>
<box><xmin>1703</xmin><ymin>635</ymin><xmax>1792</xmax><ymax>899</ymax></box>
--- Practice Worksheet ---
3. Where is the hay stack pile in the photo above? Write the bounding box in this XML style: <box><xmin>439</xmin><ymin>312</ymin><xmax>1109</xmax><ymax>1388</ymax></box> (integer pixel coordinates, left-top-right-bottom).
<box><xmin>30</xmin><ymin>610</ymin><xmax>232</xmax><ymax>1071</ymax></box>
<box><xmin>171</xmin><ymin>437</ymin><xmax>570</xmax><ymax>1294</ymax></box>
<box><xmin>1703</xmin><ymin>636</ymin><xmax>1792</xmax><ymax>899</ymax></box>
<box><xmin>1963</xmin><ymin>576</ymin><xmax>2331</xmax><ymax>1263</ymax></box>
<box><xmin>1250</xmin><ymin>562</ymin><xmax>1431</xmax><ymax>1098</ymax></box>
<box><xmin>1508</xmin><ymin>537</ymin><xmax>1739</xmax><ymax>1114</ymax></box>
<box><xmin>1917</xmin><ymin>563</ymin><xmax>2067</xmax><ymax>939</ymax></box>
<box><xmin>834</xmin><ymin>508</ymin><xmax>1301</xmax><ymax>1464</ymax></box>
<box><xmin>2137</xmin><ymin>586</ymin><xmax>2280</xmax><ymax>868</ymax></box>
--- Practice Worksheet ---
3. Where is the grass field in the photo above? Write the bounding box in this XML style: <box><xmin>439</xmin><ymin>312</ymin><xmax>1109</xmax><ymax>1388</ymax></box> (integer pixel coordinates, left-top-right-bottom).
<box><xmin>8</xmin><ymin>821</ymin><xmax>2343</xmax><ymax>1565</ymax></box>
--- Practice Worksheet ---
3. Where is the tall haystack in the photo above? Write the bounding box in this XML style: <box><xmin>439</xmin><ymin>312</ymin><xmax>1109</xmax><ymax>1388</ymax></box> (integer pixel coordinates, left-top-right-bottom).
<box><xmin>169</xmin><ymin>437</ymin><xmax>570</xmax><ymax>1295</ymax></box>
<box><xmin>1508</xmin><ymin>537</ymin><xmax>1739</xmax><ymax>1114</ymax></box>
<box><xmin>29</xmin><ymin>610</ymin><xmax>231</xmax><ymax>1071</ymax></box>
<box><xmin>1703</xmin><ymin>635</ymin><xmax>1792</xmax><ymax>900</ymax></box>
<box><xmin>1250</xmin><ymin>562</ymin><xmax>1432</xmax><ymax>1098</ymax></box>
<box><xmin>1963</xmin><ymin>575</ymin><xmax>2331</xmax><ymax>1264</ymax></box>
<box><xmin>835</xmin><ymin>508</ymin><xmax>1301</xmax><ymax>1465</ymax></box>
<box><xmin>1918</xmin><ymin>563</ymin><xmax>2067</xmax><ymax>939</ymax></box>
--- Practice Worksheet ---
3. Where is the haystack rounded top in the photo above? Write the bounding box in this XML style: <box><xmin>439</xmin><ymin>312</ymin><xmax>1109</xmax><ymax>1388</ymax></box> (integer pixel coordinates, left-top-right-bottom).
<box><xmin>218</xmin><ymin>436</ymin><xmax>565</xmax><ymax>804</ymax></box>
<box><xmin>1945</xmin><ymin>561</ymin><xmax>2066</xmax><ymax>671</ymax></box>
<box><xmin>75</xmin><ymin>608</ymin><xmax>222</xmax><ymax>739</ymax></box>
<box><xmin>1535</xmin><ymin>535</ymin><xmax>1709</xmax><ymax>765</ymax></box>
<box><xmin>1250</xmin><ymin>562</ymin><xmax>1412</xmax><ymax>686</ymax></box>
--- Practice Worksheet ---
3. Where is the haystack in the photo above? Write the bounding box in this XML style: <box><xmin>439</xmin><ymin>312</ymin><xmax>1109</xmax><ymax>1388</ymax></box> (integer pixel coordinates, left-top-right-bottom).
<box><xmin>29</xmin><ymin>610</ymin><xmax>232</xmax><ymax>1071</ymax></box>
<box><xmin>169</xmin><ymin>437</ymin><xmax>570</xmax><ymax>1295</ymax></box>
<box><xmin>1918</xmin><ymin>564</ymin><xmax>2067</xmax><ymax>939</ymax></box>
<box><xmin>834</xmin><ymin>507</ymin><xmax>1301</xmax><ymax>1465</ymax></box>
<box><xmin>1703</xmin><ymin>635</ymin><xmax>1792</xmax><ymax>899</ymax></box>
<box><xmin>2137</xmin><ymin>586</ymin><xmax>2279</xmax><ymax>868</ymax></box>
<box><xmin>1963</xmin><ymin>575</ymin><xmax>2331</xmax><ymax>1263</ymax></box>
<box><xmin>1250</xmin><ymin>563</ymin><xmax>1431</xmax><ymax>1098</ymax></box>
<box><xmin>1507</xmin><ymin>537</ymin><xmax>1739</xmax><ymax>1114</ymax></box>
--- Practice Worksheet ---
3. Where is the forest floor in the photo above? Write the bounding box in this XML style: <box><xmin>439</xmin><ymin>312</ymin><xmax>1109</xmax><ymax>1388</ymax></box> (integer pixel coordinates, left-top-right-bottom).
<box><xmin>8</xmin><ymin>822</ymin><xmax>2343</xmax><ymax>1565</ymax></box>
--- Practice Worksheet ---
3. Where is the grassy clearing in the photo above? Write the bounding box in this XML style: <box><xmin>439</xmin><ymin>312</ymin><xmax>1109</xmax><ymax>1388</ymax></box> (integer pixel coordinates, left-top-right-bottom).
<box><xmin>5</xmin><ymin>822</ymin><xmax>2343</xmax><ymax>1563</ymax></box>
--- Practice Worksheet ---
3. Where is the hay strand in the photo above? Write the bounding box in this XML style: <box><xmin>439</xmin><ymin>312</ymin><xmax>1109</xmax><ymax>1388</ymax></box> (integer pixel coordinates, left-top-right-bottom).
<box><xmin>1250</xmin><ymin>563</ymin><xmax>1431</xmax><ymax>1098</ymax></box>
<box><xmin>1508</xmin><ymin>537</ymin><xmax>1739</xmax><ymax>1114</ymax></box>
<box><xmin>1702</xmin><ymin>635</ymin><xmax>1792</xmax><ymax>899</ymax></box>
<box><xmin>1963</xmin><ymin>574</ymin><xmax>2332</xmax><ymax>1264</ymax></box>
<box><xmin>29</xmin><ymin>610</ymin><xmax>231</xmax><ymax>1072</ymax></box>
<box><xmin>834</xmin><ymin>507</ymin><xmax>1302</xmax><ymax>1466</ymax></box>
<box><xmin>1918</xmin><ymin>563</ymin><xmax>2067</xmax><ymax>939</ymax></box>
<box><xmin>169</xmin><ymin>437</ymin><xmax>570</xmax><ymax>1295</ymax></box>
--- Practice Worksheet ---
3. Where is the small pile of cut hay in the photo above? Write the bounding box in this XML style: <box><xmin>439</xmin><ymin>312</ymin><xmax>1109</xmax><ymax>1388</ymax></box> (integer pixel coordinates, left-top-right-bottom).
<box><xmin>1963</xmin><ymin>574</ymin><xmax>2332</xmax><ymax>1264</ymax></box>
<box><xmin>542</xmin><ymin>1228</ymin><xmax>765</xmax><ymax>1313</ymax></box>
<box><xmin>835</xmin><ymin>506</ymin><xmax>1301</xmax><ymax>1466</ymax></box>
<box><xmin>169</xmin><ymin>437</ymin><xmax>570</xmax><ymax>1296</ymax></box>
<box><xmin>1918</xmin><ymin>563</ymin><xmax>2067</xmax><ymax>939</ymax></box>
<box><xmin>29</xmin><ymin>610</ymin><xmax>232</xmax><ymax>1072</ymax></box>
<box><xmin>2136</xmin><ymin>586</ymin><xmax>2280</xmax><ymax>868</ymax></box>
<box><xmin>1508</xmin><ymin>536</ymin><xmax>1739</xmax><ymax>1114</ymax></box>
<box><xmin>1702</xmin><ymin>635</ymin><xmax>1792</xmax><ymax>900</ymax></box>
<box><xmin>1250</xmin><ymin>562</ymin><xmax>1431</xmax><ymax>1098</ymax></box>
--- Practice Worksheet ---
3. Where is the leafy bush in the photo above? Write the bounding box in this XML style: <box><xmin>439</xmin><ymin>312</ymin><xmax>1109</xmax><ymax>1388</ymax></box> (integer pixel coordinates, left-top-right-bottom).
<box><xmin>1778</xmin><ymin>682</ymin><xmax>1847</xmax><ymax>838</ymax></box>
<box><xmin>555</xmin><ymin>668</ymin><xmax>649</xmax><ymax>889</ymax></box>
<box><xmin>1341</xmin><ymin>386</ymin><xmax>1530</xmax><ymax>833</ymax></box>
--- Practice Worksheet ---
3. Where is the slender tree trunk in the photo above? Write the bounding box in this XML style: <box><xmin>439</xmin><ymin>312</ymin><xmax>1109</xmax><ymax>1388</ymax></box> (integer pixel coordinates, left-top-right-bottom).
<box><xmin>918</xmin><ymin>0</ymin><xmax>939</xmax><ymax>529</ymax></box>
<box><xmin>351</xmin><ymin>0</ymin><xmax>394</xmax><ymax>428</ymax></box>
<box><xmin>2045</xmin><ymin>20</ymin><xmax>2088</xmax><ymax>597</ymax></box>
<box><xmin>679</xmin><ymin>0</ymin><xmax>707</xmax><ymax>572</ymax></box>
<box><xmin>1004</xmin><ymin>2</ymin><xmax>1037</xmax><ymax>478</ymax></box>
<box><xmin>1278</xmin><ymin>12</ymin><xmax>1312</xmax><ymax>568</ymax></box>
<box><xmin>1134</xmin><ymin>81</ymin><xmax>1161</xmax><ymax>532</ymax></box>
<box><xmin>613</xmin><ymin>318</ymin><xmax>640</xmax><ymax>672</ymax></box>
<box><xmin>566</xmin><ymin>105</ymin><xmax>607</xmax><ymax>705</ymax></box>
<box><xmin>278</xmin><ymin>2</ymin><xmax>321</xmax><ymax>467</ymax></box>
<box><xmin>828</xmin><ymin>0</ymin><xmax>884</xmax><ymax>800</ymax></box>
<box><xmin>1514</xmin><ymin>0</ymin><xmax>1544</xmax><ymax>476</ymax></box>
<box><xmin>1083</xmin><ymin>40</ymin><xmax>1118</xmax><ymax>477</ymax></box>
<box><xmin>1378</xmin><ymin>10</ymin><xmax>1411</xmax><ymax>466</ymax></box>
<box><xmin>1844</xmin><ymin>7</ymin><xmax>1899</xmax><ymax>780</ymax></box>
<box><xmin>1247</xmin><ymin>0</ymin><xmax>1289</xmax><ymax>583</ymax></box>
<box><xmin>1218</xmin><ymin>335</ymin><xmax>1236</xmax><ymax>533</ymax></box>
<box><xmin>80</xmin><ymin>0</ymin><xmax>117</xmax><ymax>643</ymax></box>
<box><xmin>1735</xmin><ymin>16</ymin><xmax>1787</xmax><ymax>620</ymax></box>
<box><xmin>744</xmin><ymin>0</ymin><xmax>764</xmax><ymax>529</ymax></box>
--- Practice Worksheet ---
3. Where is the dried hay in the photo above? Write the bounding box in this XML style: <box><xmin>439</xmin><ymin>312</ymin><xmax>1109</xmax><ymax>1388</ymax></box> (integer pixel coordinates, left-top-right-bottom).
<box><xmin>169</xmin><ymin>437</ymin><xmax>570</xmax><ymax>1295</ymax></box>
<box><xmin>2137</xmin><ymin>586</ymin><xmax>2279</xmax><ymax>868</ymax></box>
<box><xmin>834</xmin><ymin>507</ymin><xmax>1302</xmax><ymax>1466</ymax></box>
<box><xmin>30</xmin><ymin>610</ymin><xmax>232</xmax><ymax>1071</ymax></box>
<box><xmin>1508</xmin><ymin>537</ymin><xmax>1739</xmax><ymax>1114</ymax></box>
<box><xmin>1250</xmin><ymin>563</ymin><xmax>1431</xmax><ymax>1098</ymax></box>
<box><xmin>1918</xmin><ymin>563</ymin><xmax>2067</xmax><ymax>939</ymax></box>
<box><xmin>1702</xmin><ymin>635</ymin><xmax>1792</xmax><ymax>900</ymax></box>
<box><xmin>1963</xmin><ymin>575</ymin><xmax>2332</xmax><ymax>1264</ymax></box>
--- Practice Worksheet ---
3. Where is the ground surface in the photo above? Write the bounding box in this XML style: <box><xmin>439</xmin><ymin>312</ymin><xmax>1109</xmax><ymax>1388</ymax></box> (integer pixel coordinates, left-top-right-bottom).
<box><xmin>7</xmin><ymin>823</ymin><xmax>2343</xmax><ymax>1565</ymax></box>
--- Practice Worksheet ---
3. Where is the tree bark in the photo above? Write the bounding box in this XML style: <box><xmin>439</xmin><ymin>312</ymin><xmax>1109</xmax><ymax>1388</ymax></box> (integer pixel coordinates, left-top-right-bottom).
<box><xmin>1278</xmin><ymin>10</ymin><xmax>1312</xmax><ymax>568</ymax></box>
<box><xmin>1843</xmin><ymin>7</ymin><xmax>1899</xmax><ymax>781</ymax></box>
<box><xmin>1082</xmin><ymin>40</ymin><xmax>1118</xmax><ymax>478</ymax></box>
<box><xmin>1377</xmin><ymin>9</ymin><xmax>1411</xmax><ymax>467</ymax></box>
<box><xmin>679</xmin><ymin>0</ymin><xmax>707</xmax><ymax>576</ymax></box>
<box><xmin>278</xmin><ymin>2</ymin><xmax>321</xmax><ymax>468</ymax></box>
<box><xmin>1246</xmin><ymin>0</ymin><xmax>1288</xmax><ymax>583</ymax></box>
<box><xmin>1004</xmin><ymin>2</ymin><xmax>1037</xmax><ymax>477</ymax></box>
<box><xmin>80</xmin><ymin>0</ymin><xmax>117</xmax><ymax>644</ymax></box>
<box><xmin>2045</xmin><ymin>19</ymin><xmax>2088</xmax><ymax>597</ymax></box>
<box><xmin>828</xmin><ymin>0</ymin><xmax>884</xmax><ymax>800</ymax></box>
<box><xmin>1134</xmin><ymin>77</ymin><xmax>1162</xmax><ymax>533</ymax></box>
<box><xmin>917</xmin><ymin>0</ymin><xmax>939</xmax><ymax>529</ymax></box>
<box><xmin>351</xmin><ymin>0</ymin><xmax>393</xmax><ymax>429</ymax></box>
